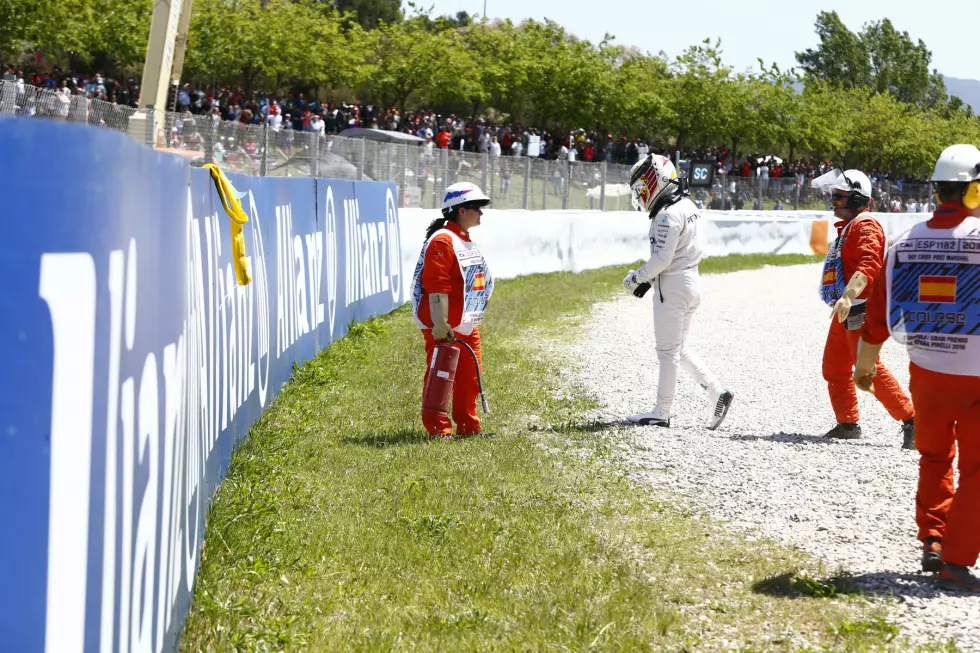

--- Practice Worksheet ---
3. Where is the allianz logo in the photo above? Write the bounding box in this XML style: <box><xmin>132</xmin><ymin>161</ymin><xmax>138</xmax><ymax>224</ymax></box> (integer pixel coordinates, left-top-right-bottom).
<box><xmin>338</xmin><ymin>188</ymin><xmax>402</xmax><ymax>309</ymax></box>
<box><xmin>262</xmin><ymin>186</ymin><xmax>402</xmax><ymax>352</ymax></box>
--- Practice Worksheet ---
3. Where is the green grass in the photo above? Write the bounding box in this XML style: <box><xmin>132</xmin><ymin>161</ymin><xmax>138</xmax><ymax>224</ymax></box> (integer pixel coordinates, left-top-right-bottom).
<box><xmin>180</xmin><ymin>253</ymin><xmax>952</xmax><ymax>652</ymax></box>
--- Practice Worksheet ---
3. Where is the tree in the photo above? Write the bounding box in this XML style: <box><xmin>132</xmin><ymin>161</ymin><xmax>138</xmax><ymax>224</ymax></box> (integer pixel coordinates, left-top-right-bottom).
<box><xmin>184</xmin><ymin>0</ymin><xmax>252</xmax><ymax>90</ymax></box>
<box><xmin>795</xmin><ymin>11</ymin><xmax>947</xmax><ymax>110</ymax></box>
<box><xmin>795</xmin><ymin>11</ymin><xmax>869</xmax><ymax>89</ymax></box>
<box><xmin>365</xmin><ymin>17</ymin><xmax>477</xmax><ymax>116</ymax></box>
<box><xmin>715</xmin><ymin>73</ymin><xmax>762</xmax><ymax>157</ymax></box>
<box><xmin>510</xmin><ymin>20</ymin><xmax>615</xmax><ymax>132</ymax></box>
<box><xmin>332</xmin><ymin>0</ymin><xmax>400</xmax><ymax>29</ymax></box>
<box><xmin>861</xmin><ymin>18</ymin><xmax>943</xmax><ymax>107</ymax></box>
<box><xmin>22</xmin><ymin>0</ymin><xmax>98</xmax><ymax>71</ymax></box>
<box><xmin>459</xmin><ymin>20</ymin><xmax>529</xmax><ymax>120</ymax></box>
<box><xmin>602</xmin><ymin>48</ymin><xmax>672</xmax><ymax>141</ymax></box>
<box><xmin>0</xmin><ymin>0</ymin><xmax>33</xmax><ymax>61</ymax></box>
<box><xmin>755</xmin><ymin>64</ymin><xmax>806</xmax><ymax>162</ymax></box>
<box><xmin>664</xmin><ymin>40</ymin><xmax>731</xmax><ymax>148</ymax></box>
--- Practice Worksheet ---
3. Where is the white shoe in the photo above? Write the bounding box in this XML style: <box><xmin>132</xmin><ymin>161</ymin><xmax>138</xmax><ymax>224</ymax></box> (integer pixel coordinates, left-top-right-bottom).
<box><xmin>707</xmin><ymin>390</ymin><xmax>734</xmax><ymax>430</ymax></box>
<box><xmin>627</xmin><ymin>407</ymin><xmax>670</xmax><ymax>427</ymax></box>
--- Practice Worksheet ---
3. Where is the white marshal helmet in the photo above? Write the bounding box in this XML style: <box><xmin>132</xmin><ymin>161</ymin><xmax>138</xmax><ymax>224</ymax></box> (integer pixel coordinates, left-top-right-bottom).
<box><xmin>630</xmin><ymin>154</ymin><xmax>678</xmax><ymax>213</ymax></box>
<box><xmin>441</xmin><ymin>181</ymin><xmax>491</xmax><ymax>212</ymax></box>
<box><xmin>930</xmin><ymin>144</ymin><xmax>980</xmax><ymax>182</ymax></box>
<box><xmin>811</xmin><ymin>168</ymin><xmax>872</xmax><ymax>198</ymax></box>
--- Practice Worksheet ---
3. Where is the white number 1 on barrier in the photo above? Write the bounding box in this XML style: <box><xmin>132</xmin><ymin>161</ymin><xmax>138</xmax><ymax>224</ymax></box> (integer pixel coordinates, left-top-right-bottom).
<box><xmin>38</xmin><ymin>252</ymin><xmax>98</xmax><ymax>653</ymax></box>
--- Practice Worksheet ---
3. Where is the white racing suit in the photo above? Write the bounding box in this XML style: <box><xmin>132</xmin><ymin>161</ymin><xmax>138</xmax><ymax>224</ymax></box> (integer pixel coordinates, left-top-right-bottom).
<box><xmin>633</xmin><ymin>196</ymin><xmax>726</xmax><ymax>421</ymax></box>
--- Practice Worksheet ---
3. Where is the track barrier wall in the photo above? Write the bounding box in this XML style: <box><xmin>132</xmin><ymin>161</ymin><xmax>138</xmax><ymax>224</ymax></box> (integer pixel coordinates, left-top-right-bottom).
<box><xmin>398</xmin><ymin>209</ymin><xmax>928</xmax><ymax>301</ymax></box>
<box><xmin>0</xmin><ymin>118</ymin><xmax>928</xmax><ymax>653</ymax></box>
<box><xmin>0</xmin><ymin>119</ymin><xmax>403</xmax><ymax>653</ymax></box>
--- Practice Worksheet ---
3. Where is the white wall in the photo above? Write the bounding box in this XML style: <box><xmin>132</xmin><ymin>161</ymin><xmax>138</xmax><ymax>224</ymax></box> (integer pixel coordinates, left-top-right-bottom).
<box><xmin>398</xmin><ymin>208</ymin><xmax>929</xmax><ymax>301</ymax></box>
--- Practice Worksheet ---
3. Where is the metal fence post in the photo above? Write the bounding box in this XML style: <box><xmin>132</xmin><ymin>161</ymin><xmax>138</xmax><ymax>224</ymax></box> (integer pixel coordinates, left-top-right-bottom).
<box><xmin>358</xmin><ymin>138</ymin><xmax>366</xmax><ymax>180</ymax></box>
<box><xmin>432</xmin><ymin>148</ymin><xmax>443</xmax><ymax>209</ymax></box>
<box><xmin>312</xmin><ymin>133</ymin><xmax>320</xmax><ymax>178</ymax></box>
<box><xmin>522</xmin><ymin>156</ymin><xmax>531</xmax><ymax>210</ymax></box>
<box><xmin>259</xmin><ymin>124</ymin><xmax>269</xmax><ymax>176</ymax></box>
<box><xmin>599</xmin><ymin>161</ymin><xmax>607</xmax><ymax>211</ymax></box>
<box><xmin>442</xmin><ymin>148</ymin><xmax>450</xmax><ymax>207</ymax></box>
<box><xmin>542</xmin><ymin>159</ymin><xmax>548</xmax><ymax>210</ymax></box>
<box><xmin>488</xmin><ymin>154</ymin><xmax>496</xmax><ymax>204</ymax></box>
<box><xmin>562</xmin><ymin>161</ymin><xmax>570</xmax><ymax>210</ymax></box>
<box><xmin>481</xmin><ymin>152</ymin><xmax>488</xmax><ymax>195</ymax></box>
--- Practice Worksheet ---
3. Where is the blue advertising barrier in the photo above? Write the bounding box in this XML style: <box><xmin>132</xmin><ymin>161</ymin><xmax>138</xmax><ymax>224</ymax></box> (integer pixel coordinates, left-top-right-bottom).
<box><xmin>0</xmin><ymin>119</ymin><xmax>403</xmax><ymax>653</ymax></box>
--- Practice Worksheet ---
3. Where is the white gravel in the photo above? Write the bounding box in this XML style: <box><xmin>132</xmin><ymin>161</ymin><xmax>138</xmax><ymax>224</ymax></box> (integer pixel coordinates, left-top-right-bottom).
<box><xmin>565</xmin><ymin>263</ymin><xmax>980</xmax><ymax>651</ymax></box>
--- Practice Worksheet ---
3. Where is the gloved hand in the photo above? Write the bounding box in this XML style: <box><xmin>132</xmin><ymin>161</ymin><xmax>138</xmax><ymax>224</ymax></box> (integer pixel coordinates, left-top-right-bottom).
<box><xmin>428</xmin><ymin>293</ymin><xmax>455</xmax><ymax>341</ymax></box>
<box><xmin>833</xmin><ymin>272</ymin><xmax>868</xmax><ymax>323</ymax></box>
<box><xmin>832</xmin><ymin>294</ymin><xmax>852</xmax><ymax>323</ymax></box>
<box><xmin>624</xmin><ymin>270</ymin><xmax>649</xmax><ymax>297</ymax></box>
<box><xmin>853</xmin><ymin>338</ymin><xmax>882</xmax><ymax>393</ymax></box>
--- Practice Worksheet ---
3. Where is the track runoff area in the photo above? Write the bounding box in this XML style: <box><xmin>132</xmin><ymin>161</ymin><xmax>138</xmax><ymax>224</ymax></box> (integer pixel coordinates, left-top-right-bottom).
<box><xmin>572</xmin><ymin>261</ymin><xmax>979</xmax><ymax>651</ymax></box>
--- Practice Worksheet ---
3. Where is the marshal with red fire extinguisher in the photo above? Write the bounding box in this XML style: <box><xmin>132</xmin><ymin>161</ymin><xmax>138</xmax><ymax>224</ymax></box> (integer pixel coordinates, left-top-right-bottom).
<box><xmin>421</xmin><ymin>338</ymin><xmax>490</xmax><ymax>424</ymax></box>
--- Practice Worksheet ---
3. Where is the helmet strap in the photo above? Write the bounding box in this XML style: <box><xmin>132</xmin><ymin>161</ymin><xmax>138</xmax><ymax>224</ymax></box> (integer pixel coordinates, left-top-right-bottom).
<box><xmin>648</xmin><ymin>181</ymin><xmax>683</xmax><ymax>219</ymax></box>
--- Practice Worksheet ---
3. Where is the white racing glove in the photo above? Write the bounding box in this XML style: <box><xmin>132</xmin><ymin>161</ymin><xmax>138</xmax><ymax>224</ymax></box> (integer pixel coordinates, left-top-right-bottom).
<box><xmin>623</xmin><ymin>270</ymin><xmax>651</xmax><ymax>298</ymax></box>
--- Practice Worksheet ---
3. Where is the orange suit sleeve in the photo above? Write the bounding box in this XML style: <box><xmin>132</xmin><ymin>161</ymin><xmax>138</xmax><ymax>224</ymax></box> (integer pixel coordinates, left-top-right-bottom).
<box><xmin>860</xmin><ymin>251</ymin><xmax>892</xmax><ymax>346</ymax></box>
<box><xmin>845</xmin><ymin>220</ymin><xmax>886</xmax><ymax>300</ymax></box>
<box><xmin>420</xmin><ymin>234</ymin><xmax>456</xmax><ymax>294</ymax></box>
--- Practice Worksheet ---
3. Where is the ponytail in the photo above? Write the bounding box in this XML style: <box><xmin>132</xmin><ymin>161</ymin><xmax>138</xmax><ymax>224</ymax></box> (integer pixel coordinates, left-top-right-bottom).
<box><xmin>424</xmin><ymin>209</ymin><xmax>457</xmax><ymax>241</ymax></box>
<box><xmin>424</xmin><ymin>217</ymin><xmax>449</xmax><ymax>241</ymax></box>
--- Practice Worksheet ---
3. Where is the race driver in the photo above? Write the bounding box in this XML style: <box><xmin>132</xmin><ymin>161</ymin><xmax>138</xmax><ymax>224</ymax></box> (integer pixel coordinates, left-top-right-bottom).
<box><xmin>622</xmin><ymin>154</ymin><xmax>734</xmax><ymax>429</ymax></box>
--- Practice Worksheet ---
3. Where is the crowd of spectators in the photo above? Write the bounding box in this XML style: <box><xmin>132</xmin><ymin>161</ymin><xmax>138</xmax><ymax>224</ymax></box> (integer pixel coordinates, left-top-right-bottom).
<box><xmin>2</xmin><ymin>66</ymin><xmax>936</xmax><ymax>210</ymax></box>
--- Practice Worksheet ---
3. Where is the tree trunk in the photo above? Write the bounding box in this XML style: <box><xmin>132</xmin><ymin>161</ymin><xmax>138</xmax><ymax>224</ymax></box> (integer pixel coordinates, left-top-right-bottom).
<box><xmin>243</xmin><ymin>67</ymin><xmax>255</xmax><ymax>99</ymax></box>
<box><xmin>274</xmin><ymin>73</ymin><xmax>281</xmax><ymax>98</ymax></box>
<box><xmin>397</xmin><ymin>94</ymin><xmax>409</xmax><ymax>121</ymax></box>
<box><xmin>788</xmin><ymin>141</ymin><xmax>796</xmax><ymax>164</ymax></box>
<box><xmin>470</xmin><ymin>100</ymin><xmax>480</xmax><ymax>123</ymax></box>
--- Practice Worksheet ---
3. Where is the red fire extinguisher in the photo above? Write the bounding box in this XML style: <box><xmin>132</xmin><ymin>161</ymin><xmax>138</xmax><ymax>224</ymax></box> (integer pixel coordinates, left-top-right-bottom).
<box><xmin>422</xmin><ymin>339</ymin><xmax>490</xmax><ymax>422</ymax></box>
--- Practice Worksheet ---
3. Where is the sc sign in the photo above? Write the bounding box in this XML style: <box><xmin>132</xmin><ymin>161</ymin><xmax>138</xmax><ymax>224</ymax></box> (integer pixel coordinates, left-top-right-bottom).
<box><xmin>688</xmin><ymin>161</ymin><xmax>714</xmax><ymax>187</ymax></box>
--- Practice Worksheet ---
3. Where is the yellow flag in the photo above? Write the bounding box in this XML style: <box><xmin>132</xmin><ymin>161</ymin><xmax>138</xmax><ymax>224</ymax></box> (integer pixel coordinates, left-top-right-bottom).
<box><xmin>203</xmin><ymin>164</ymin><xmax>252</xmax><ymax>286</ymax></box>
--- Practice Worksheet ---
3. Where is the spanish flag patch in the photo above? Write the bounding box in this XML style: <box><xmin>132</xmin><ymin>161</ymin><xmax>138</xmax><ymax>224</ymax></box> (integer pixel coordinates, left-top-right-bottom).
<box><xmin>823</xmin><ymin>268</ymin><xmax>837</xmax><ymax>286</ymax></box>
<box><xmin>473</xmin><ymin>272</ymin><xmax>486</xmax><ymax>291</ymax></box>
<box><xmin>918</xmin><ymin>275</ymin><xmax>957</xmax><ymax>303</ymax></box>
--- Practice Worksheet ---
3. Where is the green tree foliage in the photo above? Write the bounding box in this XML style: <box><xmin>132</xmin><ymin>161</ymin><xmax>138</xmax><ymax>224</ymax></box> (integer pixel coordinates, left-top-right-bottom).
<box><xmin>332</xmin><ymin>0</ymin><xmax>400</xmax><ymax>29</ymax></box>
<box><xmin>364</xmin><ymin>16</ymin><xmax>477</xmax><ymax>116</ymax></box>
<box><xmin>8</xmin><ymin>5</ymin><xmax>980</xmax><ymax>178</ymax></box>
<box><xmin>795</xmin><ymin>11</ymin><xmax>947</xmax><ymax>109</ymax></box>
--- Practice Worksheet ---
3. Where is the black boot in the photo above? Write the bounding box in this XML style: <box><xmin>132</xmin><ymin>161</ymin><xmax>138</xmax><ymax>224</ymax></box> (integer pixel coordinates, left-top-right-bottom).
<box><xmin>938</xmin><ymin>564</ymin><xmax>980</xmax><ymax>592</ymax></box>
<box><xmin>922</xmin><ymin>537</ymin><xmax>942</xmax><ymax>572</ymax></box>
<box><xmin>902</xmin><ymin>418</ymin><xmax>915</xmax><ymax>450</ymax></box>
<box><xmin>825</xmin><ymin>423</ymin><xmax>862</xmax><ymax>439</ymax></box>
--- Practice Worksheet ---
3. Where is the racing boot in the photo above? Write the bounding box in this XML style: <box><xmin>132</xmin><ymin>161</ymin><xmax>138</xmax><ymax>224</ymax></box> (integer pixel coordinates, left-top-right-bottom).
<box><xmin>901</xmin><ymin>418</ymin><xmax>916</xmax><ymax>450</ymax></box>
<box><xmin>708</xmin><ymin>389</ymin><xmax>734</xmax><ymax>431</ymax></box>
<box><xmin>627</xmin><ymin>406</ymin><xmax>670</xmax><ymax>427</ymax></box>
<box><xmin>921</xmin><ymin>537</ymin><xmax>943</xmax><ymax>573</ymax></box>
<box><xmin>938</xmin><ymin>564</ymin><xmax>980</xmax><ymax>592</ymax></box>
<box><xmin>825</xmin><ymin>423</ymin><xmax>862</xmax><ymax>440</ymax></box>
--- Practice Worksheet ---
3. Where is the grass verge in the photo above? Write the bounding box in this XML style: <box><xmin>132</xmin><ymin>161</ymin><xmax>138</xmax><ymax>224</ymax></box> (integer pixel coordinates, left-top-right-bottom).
<box><xmin>180</xmin><ymin>254</ymin><xmax>951</xmax><ymax>652</ymax></box>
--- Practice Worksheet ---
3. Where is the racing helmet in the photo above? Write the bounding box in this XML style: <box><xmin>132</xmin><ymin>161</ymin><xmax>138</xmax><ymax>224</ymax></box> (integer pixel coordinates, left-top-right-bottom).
<box><xmin>630</xmin><ymin>154</ymin><xmax>678</xmax><ymax>213</ymax></box>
